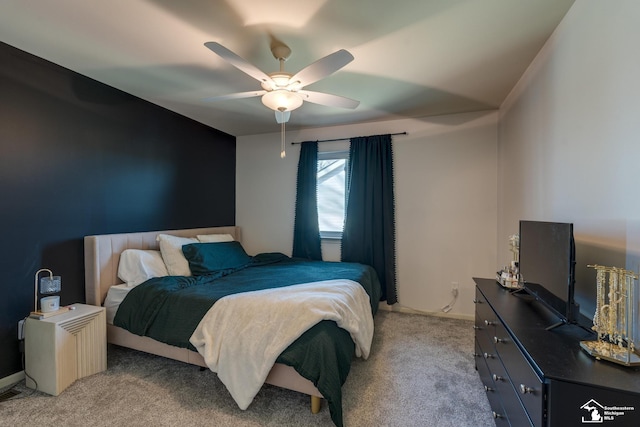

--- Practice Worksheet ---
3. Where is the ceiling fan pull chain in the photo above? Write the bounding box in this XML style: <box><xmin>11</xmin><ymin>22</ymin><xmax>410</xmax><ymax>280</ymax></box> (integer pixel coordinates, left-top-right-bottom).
<box><xmin>281</xmin><ymin>121</ymin><xmax>286</xmax><ymax>158</ymax></box>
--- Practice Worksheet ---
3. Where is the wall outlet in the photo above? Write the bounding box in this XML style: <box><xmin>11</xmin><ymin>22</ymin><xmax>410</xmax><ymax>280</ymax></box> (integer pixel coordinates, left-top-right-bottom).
<box><xmin>451</xmin><ymin>282</ymin><xmax>459</xmax><ymax>297</ymax></box>
<box><xmin>18</xmin><ymin>319</ymin><xmax>25</xmax><ymax>340</ymax></box>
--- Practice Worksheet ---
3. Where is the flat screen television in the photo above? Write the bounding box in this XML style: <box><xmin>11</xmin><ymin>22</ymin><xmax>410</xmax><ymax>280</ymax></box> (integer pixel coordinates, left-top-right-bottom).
<box><xmin>518</xmin><ymin>220</ymin><xmax>579</xmax><ymax>329</ymax></box>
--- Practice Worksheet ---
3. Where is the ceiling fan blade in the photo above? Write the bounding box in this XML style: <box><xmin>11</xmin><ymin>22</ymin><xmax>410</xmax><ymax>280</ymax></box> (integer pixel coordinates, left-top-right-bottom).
<box><xmin>205</xmin><ymin>42</ymin><xmax>272</xmax><ymax>84</ymax></box>
<box><xmin>298</xmin><ymin>90</ymin><xmax>360</xmax><ymax>109</ymax></box>
<box><xmin>203</xmin><ymin>90</ymin><xmax>266</xmax><ymax>102</ymax></box>
<box><xmin>290</xmin><ymin>49</ymin><xmax>354</xmax><ymax>87</ymax></box>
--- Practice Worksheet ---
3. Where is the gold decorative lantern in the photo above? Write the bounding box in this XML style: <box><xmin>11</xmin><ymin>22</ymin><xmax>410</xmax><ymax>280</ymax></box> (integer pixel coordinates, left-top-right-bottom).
<box><xmin>580</xmin><ymin>264</ymin><xmax>640</xmax><ymax>366</ymax></box>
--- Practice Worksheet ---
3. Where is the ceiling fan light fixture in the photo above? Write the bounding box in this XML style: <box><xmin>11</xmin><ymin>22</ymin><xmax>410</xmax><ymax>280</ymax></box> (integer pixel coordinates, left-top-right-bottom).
<box><xmin>261</xmin><ymin>89</ymin><xmax>303</xmax><ymax>112</ymax></box>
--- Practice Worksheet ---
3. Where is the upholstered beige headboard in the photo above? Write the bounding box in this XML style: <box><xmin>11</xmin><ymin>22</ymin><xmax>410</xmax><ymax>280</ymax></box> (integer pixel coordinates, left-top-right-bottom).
<box><xmin>84</xmin><ymin>226</ymin><xmax>241</xmax><ymax>306</ymax></box>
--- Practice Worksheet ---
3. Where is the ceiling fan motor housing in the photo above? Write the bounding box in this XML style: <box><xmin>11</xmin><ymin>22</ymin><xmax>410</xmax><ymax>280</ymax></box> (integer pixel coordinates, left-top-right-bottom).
<box><xmin>261</xmin><ymin>72</ymin><xmax>296</xmax><ymax>91</ymax></box>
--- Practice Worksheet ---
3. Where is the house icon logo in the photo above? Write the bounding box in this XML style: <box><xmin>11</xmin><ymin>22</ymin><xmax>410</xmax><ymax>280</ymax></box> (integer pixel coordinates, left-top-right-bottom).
<box><xmin>581</xmin><ymin>399</ymin><xmax>605</xmax><ymax>423</ymax></box>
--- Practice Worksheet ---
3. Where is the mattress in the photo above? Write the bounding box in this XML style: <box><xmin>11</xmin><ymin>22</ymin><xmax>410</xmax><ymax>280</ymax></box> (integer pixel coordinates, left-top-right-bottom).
<box><xmin>103</xmin><ymin>284</ymin><xmax>131</xmax><ymax>324</ymax></box>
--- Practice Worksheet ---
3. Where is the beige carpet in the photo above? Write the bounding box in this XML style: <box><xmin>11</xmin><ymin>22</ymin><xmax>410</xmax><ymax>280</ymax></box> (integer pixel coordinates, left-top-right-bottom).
<box><xmin>0</xmin><ymin>311</ymin><xmax>494</xmax><ymax>426</ymax></box>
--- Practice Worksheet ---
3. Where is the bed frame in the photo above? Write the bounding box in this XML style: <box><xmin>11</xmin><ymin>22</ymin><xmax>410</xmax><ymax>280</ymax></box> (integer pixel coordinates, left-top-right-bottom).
<box><xmin>84</xmin><ymin>226</ymin><xmax>323</xmax><ymax>413</ymax></box>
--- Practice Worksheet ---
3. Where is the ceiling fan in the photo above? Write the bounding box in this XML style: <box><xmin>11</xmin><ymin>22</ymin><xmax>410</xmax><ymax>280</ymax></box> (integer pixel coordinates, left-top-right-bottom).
<box><xmin>203</xmin><ymin>38</ymin><xmax>360</xmax><ymax>125</ymax></box>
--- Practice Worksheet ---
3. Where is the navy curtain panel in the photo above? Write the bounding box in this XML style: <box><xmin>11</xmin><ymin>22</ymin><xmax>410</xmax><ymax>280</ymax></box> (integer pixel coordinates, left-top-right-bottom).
<box><xmin>341</xmin><ymin>134</ymin><xmax>397</xmax><ymax>304</ymax></box>
<box><xmin>292</xmin><ymin>141</ymin><xmax>322</xmax><ymax>260</ymax></box>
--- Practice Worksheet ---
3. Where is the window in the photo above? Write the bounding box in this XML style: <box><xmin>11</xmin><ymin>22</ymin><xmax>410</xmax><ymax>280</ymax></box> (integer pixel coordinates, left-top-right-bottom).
<box><xmin>317</xmin><ymin>150</ymin><xmax>348</xmax><ymax>239</ymax></box>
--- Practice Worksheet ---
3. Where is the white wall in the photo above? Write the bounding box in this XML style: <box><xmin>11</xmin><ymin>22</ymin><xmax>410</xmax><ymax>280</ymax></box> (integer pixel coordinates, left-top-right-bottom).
<box><xmin>237</xmin><ymin>111</ymin><xmax>498</xmax><ymax>319</ymax></box>
<box><xmin>498</xmin><ymin>0</ymin><xmax>640</xmax><ymax>333</ymax></box>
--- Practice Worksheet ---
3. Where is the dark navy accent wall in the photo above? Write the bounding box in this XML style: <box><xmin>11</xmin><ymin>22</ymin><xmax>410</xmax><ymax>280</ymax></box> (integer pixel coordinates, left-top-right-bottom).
<box><xmin>0</xmin><ymin>41</ymin><xmax>236</xmax><ymax>378</ymax></box>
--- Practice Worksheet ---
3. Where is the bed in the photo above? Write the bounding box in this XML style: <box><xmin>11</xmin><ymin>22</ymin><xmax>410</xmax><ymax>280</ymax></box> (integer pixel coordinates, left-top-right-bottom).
<box><xmin>84</xmin><ymin>226</ymin><xmax>381</xmax><ymax>427</ymax></box>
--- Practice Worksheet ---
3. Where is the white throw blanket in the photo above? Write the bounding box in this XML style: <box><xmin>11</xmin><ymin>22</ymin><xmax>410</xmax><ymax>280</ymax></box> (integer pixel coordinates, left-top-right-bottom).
<box><xmin>189</xmin><ymin>279</ymin><xmax>374</xmax><ymax>410</ymax></box>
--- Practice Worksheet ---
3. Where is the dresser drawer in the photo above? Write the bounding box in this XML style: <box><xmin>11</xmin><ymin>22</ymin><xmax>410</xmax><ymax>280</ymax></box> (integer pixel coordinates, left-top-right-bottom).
<box><xmin>475</xmin><ymin>339</ymin><xmax>509</xmax><ymax>425</ymax></box>
<box><xmin>483</xmin><ymin>345</ymin><xmax>511</xmax><ymax>415</ymax></box>
<box><xmin>496</xmin><ymin>370</ymin><xmax>534</xmax><ymax>426</ymax></box>
<box><xmin>475</xmin><ymin>289</ymin><xmax>499</xmax><ymax>341</ymax></box>
<box><xmin>494</xmin><ymin>321</ymin><xmax>544</xmax><ymax>426</ymax></box>
<box><xmin>479</xmin><ymin>327</ymin><xmax>532</xmax><ymax>426</ymax></box>
<box><xmin>476</xmin><ymin>319</ymin><xmax>494</xmax><ymax>357</ymax></box>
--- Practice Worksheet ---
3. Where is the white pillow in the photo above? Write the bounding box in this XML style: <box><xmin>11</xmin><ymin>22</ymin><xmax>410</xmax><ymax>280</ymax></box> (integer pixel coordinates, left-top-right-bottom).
<box><xmin>118</xmin><ymin>249</ymin><xmax>169</xmax><ymax>287</ymax></box>
<box><xmin>196</xmin><ymin>233</ymin><xmax>234</xmax><ymax>243</ymax></box>
<box><xmin>156</xmin><ymin>234</ymin><xmax>198</xmax><ymax>276</ymax></box>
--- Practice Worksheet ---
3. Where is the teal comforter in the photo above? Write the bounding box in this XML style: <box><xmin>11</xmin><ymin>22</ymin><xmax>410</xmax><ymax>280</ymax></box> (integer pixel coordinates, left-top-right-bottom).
<box><xmin>114</xmin><ymin>253</ymin><xmax>381</xmax><ymax>427</ymax></box>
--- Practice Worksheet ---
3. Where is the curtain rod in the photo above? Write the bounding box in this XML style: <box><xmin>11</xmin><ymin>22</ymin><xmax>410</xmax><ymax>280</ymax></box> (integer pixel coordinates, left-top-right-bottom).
<box><xmin>290</xmin><ymin>131</ymin><xmax>407</xmax><ymax>145</ymax></box>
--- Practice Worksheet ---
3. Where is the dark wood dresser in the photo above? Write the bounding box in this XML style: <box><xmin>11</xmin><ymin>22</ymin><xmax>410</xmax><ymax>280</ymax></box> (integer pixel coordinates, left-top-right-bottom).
<box><xmin>473</xmin><ymin>277</ymin><xmax>640</xmax><ymax>426</ymax></box>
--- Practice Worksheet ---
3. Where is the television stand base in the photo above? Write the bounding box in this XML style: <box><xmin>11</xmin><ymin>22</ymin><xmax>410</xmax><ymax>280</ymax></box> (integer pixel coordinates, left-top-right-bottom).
<box><xmin>545</xmin><ymin>319</ymin><xmax>567</xmax><ymax>331</ymax></box>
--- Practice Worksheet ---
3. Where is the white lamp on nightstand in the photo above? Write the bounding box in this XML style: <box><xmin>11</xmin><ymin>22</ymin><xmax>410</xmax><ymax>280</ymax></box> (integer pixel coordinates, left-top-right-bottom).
<box><xmin>33</xmin><ymin>268</ymin><xmax>62</xmax><ymax>315</ymax></box>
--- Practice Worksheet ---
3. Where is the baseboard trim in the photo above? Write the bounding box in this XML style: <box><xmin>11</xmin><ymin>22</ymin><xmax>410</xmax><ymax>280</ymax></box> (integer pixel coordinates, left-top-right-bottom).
<box><xmin>378</xmin><ymin>303</ymin><xmax>474</xmax><ymax>321</ymax></box>
<box><xmin>0</xmin><ymin>370</ymin><xmax>25</xmax><ymax>389</ymax></box>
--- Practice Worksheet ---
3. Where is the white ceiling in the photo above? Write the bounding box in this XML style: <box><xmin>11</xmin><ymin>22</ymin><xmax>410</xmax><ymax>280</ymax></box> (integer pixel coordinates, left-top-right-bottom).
<box><xmin>0</xmin><ymin>0</ymin><xmax>574</xmax><ymax>136</ymax></box>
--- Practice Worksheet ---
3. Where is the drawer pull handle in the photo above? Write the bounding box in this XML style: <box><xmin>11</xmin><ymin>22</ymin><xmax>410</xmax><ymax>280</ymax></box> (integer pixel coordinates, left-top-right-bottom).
<box><xmin>473</xmin><ymin>299</ymin><xmax>483</xmax><ymax>304</ymax></box>
<box><xmin>483</xmin><ymin>352</ymin><xmax>495</xmax><ymax>359</ymax></box>
<box><xmin>492</xmin><ymin>411</ymin><xmax>503</xmax><ymax>419</ymax></box>
<box><xmin>484</xmin><ymin>385</ymin><xmax>494</xmax><ymax>392</ymax></box>
<box><xmin>520</xmin><ymin>384</ymin><xmax>535</xmax><ymax>394</ymax></box>
<box><xmin>492</xmin><ymin>374</ymin><xmax>503</xmax><ymax>382</ymax></box>
<box><xmin>472</xmin><ymin>353</ymin><xmax>481</xmax><ymax>358</ymax></box>
<box><xmin>484</xmin><ymin>320</ymin><xmax>495</xmax><ymax>326</ymax></box>
<box><xmin>473</xmin><ymin>325</ymin><xmax>481</xmax><ymax>330</ymax></box>
<box><xmin>493</xmin><ymin>336</ymin><xmax>506</xmax><ymax>344</ymax></box>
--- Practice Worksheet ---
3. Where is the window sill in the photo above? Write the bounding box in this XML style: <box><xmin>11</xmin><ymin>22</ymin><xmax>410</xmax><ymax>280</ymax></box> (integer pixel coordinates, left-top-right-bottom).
<box><xmin>320</xmin><ymin>232</ymin><xmax>342</xmax><ymax>241</ymax></box>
